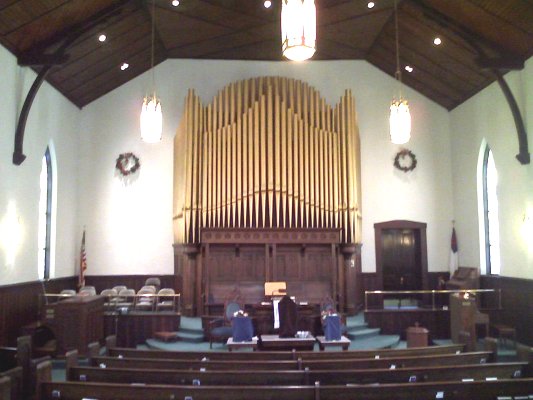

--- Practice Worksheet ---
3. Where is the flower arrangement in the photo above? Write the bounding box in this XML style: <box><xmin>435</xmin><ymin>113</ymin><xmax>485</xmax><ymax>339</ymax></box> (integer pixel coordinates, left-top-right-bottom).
<box><xmin>233</xmin><ymin>310</ymin><xmax>248</xmax><ymax>317</ymax></box>
<box><xmin>321</xmin><ymin>309</ymin><xmax>337</xmax><ymax>321</ymax></box>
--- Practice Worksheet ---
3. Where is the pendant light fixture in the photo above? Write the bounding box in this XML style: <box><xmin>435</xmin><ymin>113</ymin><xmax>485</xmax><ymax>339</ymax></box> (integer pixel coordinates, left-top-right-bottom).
<box><xmin>281</xmin><ymin>0</ymin><xmax>316</xmax><ymax>62</ymax></box>
<box><xmin>140</xmin><ymin>0</ymin><xmax>162</xmax><ymax>143</ymax></box>
<box><xmin>389</xmin><ymin>0</ymin><xmax>411</xmax><ymax>145</ymax></box>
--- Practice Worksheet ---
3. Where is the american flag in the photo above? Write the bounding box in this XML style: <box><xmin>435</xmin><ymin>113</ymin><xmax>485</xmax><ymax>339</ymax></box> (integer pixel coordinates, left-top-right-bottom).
<box><xmin>79</xmin><ymin>230</ymin><xmax>87</xmax><ymax>288</ymax></box>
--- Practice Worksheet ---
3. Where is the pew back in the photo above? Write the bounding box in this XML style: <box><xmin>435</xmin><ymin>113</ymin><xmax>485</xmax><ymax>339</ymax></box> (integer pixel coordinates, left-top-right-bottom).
<box><xmin>39</xmin><ymin>379</ymin><xmax>533</xmax><ymax>400</ymax></box>
<box><xmin>107</xmin><ymin>343</ymin><xmax>465</xmax><ymax>361</ymax></box>
<box><xmin>91</xmin><ymin>351</ymin><xmax>493</xmax><ymax>371</ymax></box>
<box><xmin>68</xmin><ymin>362</ymin><xmax>528</xmax><ymax>386</ymax></box>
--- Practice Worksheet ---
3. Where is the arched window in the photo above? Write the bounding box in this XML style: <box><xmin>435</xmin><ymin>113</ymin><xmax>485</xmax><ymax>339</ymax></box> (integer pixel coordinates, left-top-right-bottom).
<box><xmin>38</xmin><ymin>147</ymin><xmax>52</xmax><ymax>280</ymax></box>
<box><xmin>481</xmin><ymin>145</ymin><xmax>501</xmax><ymax>275</ymax></box>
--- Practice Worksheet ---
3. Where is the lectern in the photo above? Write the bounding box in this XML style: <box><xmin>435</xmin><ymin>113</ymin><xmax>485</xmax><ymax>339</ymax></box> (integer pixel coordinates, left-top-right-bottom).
<box><xmin>449</xmin><ymin>293</ymin><xmax>476</xmax><ymax>350</ymax></box>
<box><xmin>44</xmin><ymin>295</ymin><xmax>105</xmax><ymax>356</ymax></box>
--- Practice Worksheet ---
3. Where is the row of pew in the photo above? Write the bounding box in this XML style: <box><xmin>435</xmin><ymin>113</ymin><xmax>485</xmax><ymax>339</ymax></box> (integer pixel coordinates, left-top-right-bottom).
<box><xmin>0</xmin><ymin>335</ymin><xmax>51</xmax><ymax>400</ymax></box>
<box><xmin>32</xmin><ymin>335</ymin><xmax>533</xmax><ymax>400</ymax></box>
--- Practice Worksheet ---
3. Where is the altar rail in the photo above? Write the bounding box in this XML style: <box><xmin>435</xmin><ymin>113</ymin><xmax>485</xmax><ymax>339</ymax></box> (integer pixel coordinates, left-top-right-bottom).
<box><xmin>364</xmin><ymin>289</ymin><xmax>501</xmax><ymax>311</ymax></box>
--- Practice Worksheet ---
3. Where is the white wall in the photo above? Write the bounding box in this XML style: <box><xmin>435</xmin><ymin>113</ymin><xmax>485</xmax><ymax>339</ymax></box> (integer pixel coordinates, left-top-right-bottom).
<box><xmin>450</xmin><ymin>58</ymin><xmax>533</xmax><ymax>279</ymax></box>
<box><xmin>0</xmin><ymin>45</ymin><xmax>80</xmax><ymax>285</ymax></box>
<box><xmin>79</xmin><ymin>59</ymin><xmax>453</xmax><ymax>275</ymax></box>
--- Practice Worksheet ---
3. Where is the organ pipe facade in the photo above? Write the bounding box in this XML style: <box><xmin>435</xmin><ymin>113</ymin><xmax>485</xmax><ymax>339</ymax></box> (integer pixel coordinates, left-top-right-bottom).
<box><xmin>173</xmin><ymin>76</ymin><xmax>361</xmax><ymax>246</ymax></box>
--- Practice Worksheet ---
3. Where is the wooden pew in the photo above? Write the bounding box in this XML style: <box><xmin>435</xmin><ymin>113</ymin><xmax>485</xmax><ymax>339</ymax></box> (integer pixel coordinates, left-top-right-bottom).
<box><xmin>67</xmin><ymin>362</ymin><xmax>528</xmax><ymax>386</ymax></box>
<box><xmin>0</xmin><ymin>335</ymin><xmax>36</xmax><ymax>400</ymax></box>
<box><xmin>0</xmin><ymin>376</ymin><xmax>10</xmax><ymax>400</ymax></box>
<box><xmin>0</xmin><ymin>367</ymin><xmax>21</xmax><ymax>400</ymax></box>
<box><xmin>106</xmin><ymin>343</ymin><xmax>466</xmax><ymax>361</ymax></box>
<box><xmin>39</xmin><ymin>379</ymin><xmax>533</xmax><ymax>400</ymax></box>
<box><xmin>90</xmin><ymin>351</ymin><xmax>494</xmax><ymax>371</ymax></box>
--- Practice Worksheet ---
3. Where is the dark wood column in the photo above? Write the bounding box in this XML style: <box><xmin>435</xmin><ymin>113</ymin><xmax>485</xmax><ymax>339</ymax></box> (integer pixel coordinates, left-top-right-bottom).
<box><xmin>173</xmin><ymin>244</ymin><xmax>199</xmax><ymax>316</ymax></box>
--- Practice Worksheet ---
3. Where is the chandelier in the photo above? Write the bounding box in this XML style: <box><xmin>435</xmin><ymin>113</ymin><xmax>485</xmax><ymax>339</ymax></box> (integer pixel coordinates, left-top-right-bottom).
<box><xmin>281</xmin><ymin>0</ymin><xmax>316</xmax><ymax>62</ymax></box>
<box><xmin>140</xmin><ymin>0</ymin><xmax>162</xmax><ymax>143</ymax></box>
<box><xmin>389</xmin><ymin>0</ymin><xmax>411</xmax><ymax>144</ymax></box>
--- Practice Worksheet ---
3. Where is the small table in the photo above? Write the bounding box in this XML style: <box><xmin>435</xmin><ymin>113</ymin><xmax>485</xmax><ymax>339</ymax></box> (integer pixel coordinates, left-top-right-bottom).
<box><xmin>315</xmin><ymin>335</ymin><xmax>351</xmax><ymax>351</ymax></box>
<box><xmin>259</xmin><ymin>334</ymin><xmax>316</xmax><ymax>351</ymax></box>
<box><xmin>226</xmin><ymin>337</ymin><xmax>258</xmax><ymax>352</ymax></box>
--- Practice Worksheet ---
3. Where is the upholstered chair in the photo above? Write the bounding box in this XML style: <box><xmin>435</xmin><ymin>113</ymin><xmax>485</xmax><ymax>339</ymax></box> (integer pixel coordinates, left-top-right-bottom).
<box><xmin>207</xmin><ymin>301</ymin><xmax>243</xmax><ymax>348</ymax></box>
<box><xmin>145</xmin><ymin>277</ymin><xmax>161</xmax><ymax>292</ymax></box>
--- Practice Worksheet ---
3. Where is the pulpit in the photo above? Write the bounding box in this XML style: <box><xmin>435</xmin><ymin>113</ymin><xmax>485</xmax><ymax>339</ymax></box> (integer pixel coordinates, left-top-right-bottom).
<box><xmin>43</xmin><ymin>295</ymin><xmax>104</xmax><ymax>356</ymax></box>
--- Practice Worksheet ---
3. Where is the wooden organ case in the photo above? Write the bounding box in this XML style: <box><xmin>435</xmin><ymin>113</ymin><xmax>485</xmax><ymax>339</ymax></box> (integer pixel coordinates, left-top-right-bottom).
<box><xmin>173</xmin><ymin>77</ymin><xmax>362</xmax><ymax>316</ymax></box>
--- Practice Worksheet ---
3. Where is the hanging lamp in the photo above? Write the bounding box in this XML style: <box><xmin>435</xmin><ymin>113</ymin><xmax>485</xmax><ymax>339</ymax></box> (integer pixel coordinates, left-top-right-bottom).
<box><xmin>389</xmin><ymin>0</ymin><xmax>411</xmax><ymax>144</ymax></box>
<box><xmin>140</xmin><ymin>0</ymin><xmax>162</xmax><ymax>143</ymax></box>
<box><xmin>281</xmin><ymin>0</ymin><xmax>316</xmax><ymax>62</ymax></box>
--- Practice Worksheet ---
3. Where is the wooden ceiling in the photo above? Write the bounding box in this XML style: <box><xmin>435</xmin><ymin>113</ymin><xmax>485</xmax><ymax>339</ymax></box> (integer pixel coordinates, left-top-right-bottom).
<box><xmin>1</xmin><ymin>0</ymin><xmax>532</xmax><ymax>110</ymax></box>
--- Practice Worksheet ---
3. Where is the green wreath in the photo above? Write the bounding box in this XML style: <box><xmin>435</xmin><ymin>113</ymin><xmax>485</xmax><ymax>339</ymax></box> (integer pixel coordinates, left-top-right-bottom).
<box><xmin>394</xmin><ymin>149</ymin><xmax>417</xmax><ymax>173</ymax></box>
<box><xmin>115</xmin><ymin>152</ymin><xmax>141</xmax><ymax>176</ymax></box>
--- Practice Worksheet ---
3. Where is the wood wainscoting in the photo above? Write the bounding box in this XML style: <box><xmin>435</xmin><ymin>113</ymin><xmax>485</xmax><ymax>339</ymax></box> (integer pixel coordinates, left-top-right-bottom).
<box><xmin>0</xmin><ymin>277</ymin><xmax>77</xmax><ymax>346</ymax></box>
<box><xmin>481</xmin><ymin>275</ymin><xmax>533</xmax><ymax>346</ymax></box>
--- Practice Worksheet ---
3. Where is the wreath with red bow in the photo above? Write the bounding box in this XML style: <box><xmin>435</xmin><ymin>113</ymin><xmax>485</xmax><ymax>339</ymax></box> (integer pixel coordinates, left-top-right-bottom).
<box><xmin>115</xmin><ymin>153</ymin><xmax>140</xmax><ymax>176</ymax></box>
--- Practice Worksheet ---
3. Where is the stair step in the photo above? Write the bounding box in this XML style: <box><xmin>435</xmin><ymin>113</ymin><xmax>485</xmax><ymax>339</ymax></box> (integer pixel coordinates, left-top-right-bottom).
<box><xmin>348</xmin><ymin>334</ymin><xmax>400</xmax><ymax>350</ymax></box>
<box><xmin>176</xmin><ymin>330</ymin><xmax>205</xmax><ymax>343</ymax></box>
<box><xmin>346</xmin><ymin>327</ymin><xmax>381</xmax><ymax>341</ymax></box>
<box><xmin>345</xmin><ymin>322</ymin><xmax>368</xmax><ymax>331</ymax></box>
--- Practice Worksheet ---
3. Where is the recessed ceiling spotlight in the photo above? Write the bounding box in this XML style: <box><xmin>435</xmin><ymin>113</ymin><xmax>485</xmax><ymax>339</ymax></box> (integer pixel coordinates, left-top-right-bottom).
<box><xmin>98</xmin><ymin>34</ymin><xmax>107</xmax><ymax>42</ymax></box>
<box><xmin>264</xmin><ymin>0</ymin><xmax>272</xmax><ymax>8</ymax></box>
<box><xmin>120</xmin><ymin>62</ymin><xmax>129</xmax><ymax>71</ymax></box>
<box><xmin>367</xmin><ymin>1</ymin><xmax>375</xmax><ymax>8</ymax></box>
<box><xmin>171</xmin><ymin>0</ymin><xmax>180</xmax><ymax>6</ymax></box>
<box><xmin>433</xmin><ymin>37</ymin><xmax>442</xmax><ymax>46</ymax></box>
<box><xmin>405</xmin><ymin>65</ymin><xmax>413</xmax><ymax>73</ymax></box>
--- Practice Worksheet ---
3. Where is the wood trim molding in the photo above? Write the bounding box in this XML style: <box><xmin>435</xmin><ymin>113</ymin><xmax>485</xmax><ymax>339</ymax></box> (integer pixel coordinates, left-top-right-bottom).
<box><xmin>201</xmin><ymin>228</ymin><xmax>341</xmax><ymax>244</ymax></box>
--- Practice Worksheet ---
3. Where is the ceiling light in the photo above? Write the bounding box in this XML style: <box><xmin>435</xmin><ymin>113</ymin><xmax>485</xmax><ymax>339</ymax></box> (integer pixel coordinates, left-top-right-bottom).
<box><xmin>98</xmin><ymin>34</ymin><xmax>107</xmax><ymax>42</ymax></box>
<box><xmin>433</xmin><ymin>37</ymin><xmax>442</xmax><ymax>45</ymax></box>
<box><xmin>264</xmin><ymin>0</ymin><xmax>272</xmax><ymax>8</ymax></box>
<box><xmin>120</xmin><ymin>63</ymin><xmax>129</xmax><ymax>71</ymax></box>
<box><xmin>405</xmin><ymin>65</ymin><xmax>413</xmax><ymax>73</ymax></box>
<box><xmin>140</xmin><ymin>0</ymin><xmax>162</xmax><ymax>143</ymax></box>
<box><xmin>171</xmin><ymin>0</ymin><xmax>179</xmax><ymax>6</ymax></box>
<box><xmin>367</xmin><ymin>2</ymin><xmax>375</xmax><ymax>8</ymax></box>
<box><xmin>281</xmin><ymin>0</ymin><xmax>316</xmax><ymax>62</ymax></box>
<box><xmin>389</xmin><ymin>0</ymin><xmax>411</xmax><ymax>145</ymax></box>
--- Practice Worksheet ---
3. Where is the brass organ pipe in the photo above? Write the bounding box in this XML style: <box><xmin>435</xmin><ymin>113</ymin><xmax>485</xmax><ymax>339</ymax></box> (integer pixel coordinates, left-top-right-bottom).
<box><xmin>176</xmin><ymin>78</ymin><xmax>361</xmax><ymax>246</ymax></box>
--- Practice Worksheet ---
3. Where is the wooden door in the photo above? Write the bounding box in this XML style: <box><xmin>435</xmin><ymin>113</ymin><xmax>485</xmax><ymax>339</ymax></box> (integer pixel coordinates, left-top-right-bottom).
<box><xmin>374</xmin><ymin>220</ymin><xmax>428</xmax><ymax>292</ymax></box>
<box><xmin>381</xmin><ymin>229</ymin><xmax>422</xmax><ymax>291</ymax></box>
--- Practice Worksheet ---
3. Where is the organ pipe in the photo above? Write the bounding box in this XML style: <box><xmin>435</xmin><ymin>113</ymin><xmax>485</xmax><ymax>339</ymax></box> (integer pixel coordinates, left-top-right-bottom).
<box><xmin>174</xmin><ymin>77</ymin><xmax>361</xmax><ymax>245</ymax></box>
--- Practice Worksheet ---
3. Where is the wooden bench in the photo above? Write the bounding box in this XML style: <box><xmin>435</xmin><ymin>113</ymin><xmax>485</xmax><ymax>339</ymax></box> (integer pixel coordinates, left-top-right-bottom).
<box><xmin>106</xmin><ymin>343</ymin><xmax>465</xmax><ymax>360</ymax></box>
<box><xmin>39</xmin><ymin>379</ymin><xmax>533</xmax><ymax>400</ymax></box>
<box><xmin>89</xmin><ymin>351</ymin><xmax>494</xmax><ymax>371</ymax></box>
<box><xmin>67</xmin><ymin>362</ymin><xmax>529</xmax><ymax>386</ymax></box>
<box><xmin>0</xmin><ymin>335</ymin><xmax>48</xmax><ymax>400</ymax></box>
